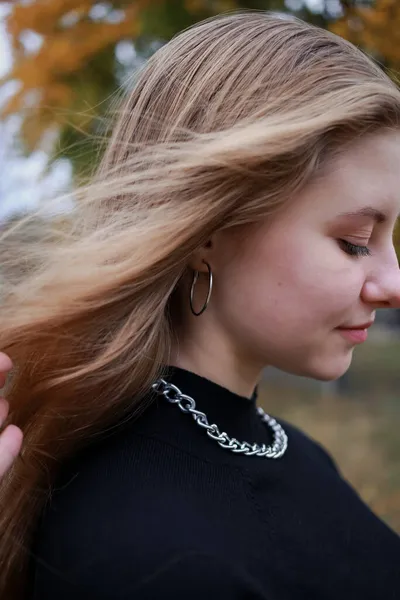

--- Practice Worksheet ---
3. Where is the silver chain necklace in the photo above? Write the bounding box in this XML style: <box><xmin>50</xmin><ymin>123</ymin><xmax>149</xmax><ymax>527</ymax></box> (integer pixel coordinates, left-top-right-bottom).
<box><xmin>151</xmin><ymin>378</ymin><xmax>288</xmax><ymax>459</ymax></box>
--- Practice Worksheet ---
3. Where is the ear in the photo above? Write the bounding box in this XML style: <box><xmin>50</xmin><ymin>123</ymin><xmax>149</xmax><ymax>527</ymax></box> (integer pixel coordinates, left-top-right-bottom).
<box><xmin>188</xmin><ymin>237</ymin><xmax>215</xmax><ymax>273</ymax></box>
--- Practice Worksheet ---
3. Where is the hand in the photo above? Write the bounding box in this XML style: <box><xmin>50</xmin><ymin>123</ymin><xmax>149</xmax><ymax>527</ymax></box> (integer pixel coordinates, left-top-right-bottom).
<box><xmin>0</xmin><ymin>353</ymin><xmax>23</xmax><ymax>478</ymax></box>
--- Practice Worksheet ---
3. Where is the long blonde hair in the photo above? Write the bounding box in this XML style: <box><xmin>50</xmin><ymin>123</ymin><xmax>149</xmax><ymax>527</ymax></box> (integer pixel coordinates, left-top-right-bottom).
<box><xmin>1</xmin><ymin>10</ymin><xmax>400</xmax><ymax>597</ymax></box>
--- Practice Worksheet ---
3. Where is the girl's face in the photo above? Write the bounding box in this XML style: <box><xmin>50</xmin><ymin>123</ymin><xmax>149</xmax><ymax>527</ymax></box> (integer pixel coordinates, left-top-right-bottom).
<box><xmin>186</xmin><ymin>130</ymin><xmax>400</xmax><ymax>385</ymax></box>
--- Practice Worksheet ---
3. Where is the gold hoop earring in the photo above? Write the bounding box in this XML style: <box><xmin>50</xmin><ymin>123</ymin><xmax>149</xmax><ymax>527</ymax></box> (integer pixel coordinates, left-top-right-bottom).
<box><xmin>189</xmin><ymin>260</ymin><xmax>213</xmax><ymax>316</ymax></box>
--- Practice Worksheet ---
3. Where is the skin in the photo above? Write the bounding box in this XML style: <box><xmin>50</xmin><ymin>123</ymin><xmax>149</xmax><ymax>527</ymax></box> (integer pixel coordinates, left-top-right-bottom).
<box><xmin>0</xmin><ymin>353</ymin><xmax>23</xmax><ymax>477</ymax></box>
<box><xmin>171</xmin><ymin>130</ymin><xmax>400</xmax><ymax>398</ymax></box>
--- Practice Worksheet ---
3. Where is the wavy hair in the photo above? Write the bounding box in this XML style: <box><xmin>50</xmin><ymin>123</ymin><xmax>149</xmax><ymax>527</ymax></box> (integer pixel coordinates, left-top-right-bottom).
<box><xmin>1</xmin><ymin>10</ymin><xmax>400</xmax><ymax>597</ymax></box>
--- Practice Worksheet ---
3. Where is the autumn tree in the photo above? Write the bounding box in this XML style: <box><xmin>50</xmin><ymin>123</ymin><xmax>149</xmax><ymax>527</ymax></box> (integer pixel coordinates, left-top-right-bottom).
<box><xmin>0</xmin><ymin>0</ymin><xmax>332</xmax><ymax>178</ymax></box>
<box><xmin>1</xmin><ymin>1</ymin><xmax>151</xmax><ymax>178</ymax></box>
<box><xmin>330</xmin><ymin>0</ymin><xmax>400</xmax><ymax>78</ymax></box>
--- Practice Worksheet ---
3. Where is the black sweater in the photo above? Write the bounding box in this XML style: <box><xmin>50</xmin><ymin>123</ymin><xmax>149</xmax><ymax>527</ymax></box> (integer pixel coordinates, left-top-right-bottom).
<box><xmin>30</xmin><ymin>366</ymin><xmax>400</xmax><ymax>599</ymax></box>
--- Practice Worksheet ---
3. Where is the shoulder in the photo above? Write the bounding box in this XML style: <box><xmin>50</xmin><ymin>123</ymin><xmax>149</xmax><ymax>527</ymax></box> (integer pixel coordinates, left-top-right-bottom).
<box><xmin>33</xmin><ymin>547</ymin><xmax>265</xmax><ymax>599</ymax></box>
<box><xmin>115</xmin><ymin>550</ymin><xmax>266</xmax><ymax>600</ymax></box>
<box><xmin>31</xmin><ymin>430</ymin><xmax>254</xmax><ymax>598</ymax></box>
<box><xmin>278</xmin><ymin>416</ymin><xmax>339</xmax><ymax>473</ymax></box>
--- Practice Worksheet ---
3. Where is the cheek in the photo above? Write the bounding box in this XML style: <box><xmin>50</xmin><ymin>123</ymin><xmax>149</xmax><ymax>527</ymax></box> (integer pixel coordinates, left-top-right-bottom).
<box><xmin>218</xmin><ymin>235</ymin><xmax>360</xmax><ymax>336</ymax></box>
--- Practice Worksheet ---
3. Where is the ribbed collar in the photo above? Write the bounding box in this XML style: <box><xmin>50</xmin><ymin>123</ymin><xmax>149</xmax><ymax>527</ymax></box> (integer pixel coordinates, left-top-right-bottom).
<box><xmin>157</xmin><ymin>365</ymin><xmax>266</xmax><ymax>444</ymax></box>
<box><xmin>163</xmin><ymin>365</ymin><xmax>258</xmax><ymax>404</ymax></box>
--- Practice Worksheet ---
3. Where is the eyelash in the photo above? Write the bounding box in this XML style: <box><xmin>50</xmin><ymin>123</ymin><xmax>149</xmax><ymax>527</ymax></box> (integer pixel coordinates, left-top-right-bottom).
<box><xmin>339</xmin><ymin>239</ymin><xmax>372</xmax><ymax>257</ymax></box>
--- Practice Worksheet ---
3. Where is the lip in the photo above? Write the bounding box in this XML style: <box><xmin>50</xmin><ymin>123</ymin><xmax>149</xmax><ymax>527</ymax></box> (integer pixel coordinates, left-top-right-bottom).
<box><xmin>335</xmin><ymin>321</ymin><xmax>374</xmax><ymax>344</ymax></box>
<box><xmin>338</xmin><ymin>320</ymin><xmax>374</xmax><ymax>330</ymax></box>
<box><xmin>336</xmin><ymin>328</ymin><xmax>369</xmax><ymax>344</ymax></box>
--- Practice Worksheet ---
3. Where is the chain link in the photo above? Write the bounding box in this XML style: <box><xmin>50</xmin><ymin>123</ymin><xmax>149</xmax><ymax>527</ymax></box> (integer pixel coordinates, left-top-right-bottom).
<box><xmin>151</xmin><ymin>378</ymin><xmax>288</xmax><ymax>459</ymax></box>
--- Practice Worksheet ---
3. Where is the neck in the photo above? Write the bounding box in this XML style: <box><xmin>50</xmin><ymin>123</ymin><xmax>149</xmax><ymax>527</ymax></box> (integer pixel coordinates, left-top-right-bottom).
<box><xmin>168</xmin><ymin>349</ymin><xmax>263</xmax><ymax>400</ymax></box>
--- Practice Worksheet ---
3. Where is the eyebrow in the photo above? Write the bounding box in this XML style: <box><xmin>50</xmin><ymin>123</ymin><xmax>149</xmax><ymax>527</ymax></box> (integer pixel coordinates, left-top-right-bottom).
<box><xmin>337</xmin><ymin>207</ymin><xmax>387</xmax><ymax>224</ymax></box>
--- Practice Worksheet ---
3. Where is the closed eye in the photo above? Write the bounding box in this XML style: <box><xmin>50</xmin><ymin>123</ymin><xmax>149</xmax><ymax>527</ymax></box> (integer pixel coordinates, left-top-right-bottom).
<box><xmin>338</xmin><ymin>239</ymin><xmax>372</xmax><ymax>257</ymax></box>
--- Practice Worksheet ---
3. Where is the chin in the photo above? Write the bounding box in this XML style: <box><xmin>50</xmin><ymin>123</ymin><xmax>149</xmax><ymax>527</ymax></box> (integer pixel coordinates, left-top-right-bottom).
<box><xmin>306</xmin><ymin>354</ymin><xmax>353</xmax><ymax>382</ymax></box>
<box><xmin>280</xmin><ymin>351</ymin><xmax>353</xmax><ymax>382</ymax></box>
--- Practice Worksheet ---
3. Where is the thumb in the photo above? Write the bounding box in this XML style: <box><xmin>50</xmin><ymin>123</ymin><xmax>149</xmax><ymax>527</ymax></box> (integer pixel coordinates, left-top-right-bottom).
<box><xmin>0</xmin><ymin>425</ymin><xmax>23</xmax><ymax>477</ymax></box>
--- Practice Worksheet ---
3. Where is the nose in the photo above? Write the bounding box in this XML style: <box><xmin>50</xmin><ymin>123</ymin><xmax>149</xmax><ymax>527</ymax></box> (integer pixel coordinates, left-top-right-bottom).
<box><xmin>361</xmin><ymin>260</ymin><xmax>400</xmax><ymax>309</ymax></box>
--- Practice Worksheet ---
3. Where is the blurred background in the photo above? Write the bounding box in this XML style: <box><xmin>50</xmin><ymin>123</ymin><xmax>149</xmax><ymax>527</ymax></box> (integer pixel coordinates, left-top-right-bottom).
<box><xmin>0</xmin><ymin>0</ymin><xmax>399</xmax><ymax>531</ymax></box>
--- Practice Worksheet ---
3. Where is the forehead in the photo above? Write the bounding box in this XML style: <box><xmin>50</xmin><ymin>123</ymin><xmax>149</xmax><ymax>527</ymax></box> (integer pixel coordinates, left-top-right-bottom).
<box><xmin>287</xmin><ymin>130</ymin><xmax>400</xmax><ymax>224</ymax></box>
<box><xmin>328</xmin><ymin>130</ymin><xmax>400</xmax><ymax>183</ymax></box>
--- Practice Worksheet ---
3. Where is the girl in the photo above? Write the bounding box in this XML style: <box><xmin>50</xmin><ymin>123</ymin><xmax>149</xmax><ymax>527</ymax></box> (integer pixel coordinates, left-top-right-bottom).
<box><xmin>1</xmin><ymin>10</ymin><xmax>400</xmax><ymax>600</ymax></box>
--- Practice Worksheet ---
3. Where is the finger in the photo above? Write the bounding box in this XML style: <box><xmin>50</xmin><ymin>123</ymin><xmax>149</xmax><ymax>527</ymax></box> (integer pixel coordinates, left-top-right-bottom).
<box><xmin>0</xmin><ymin>425</ymin><xmax>23</xmax><ymax>476</ymax></box>
<box><xmin>0</xmin><ymin>353</ymin><xmax>12</xmax><ymax>372</ymax></box>
<box><xmin>0</xmin><ymin>354</ymin><xmax>12</xmax><ymax>390</ymax></box>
